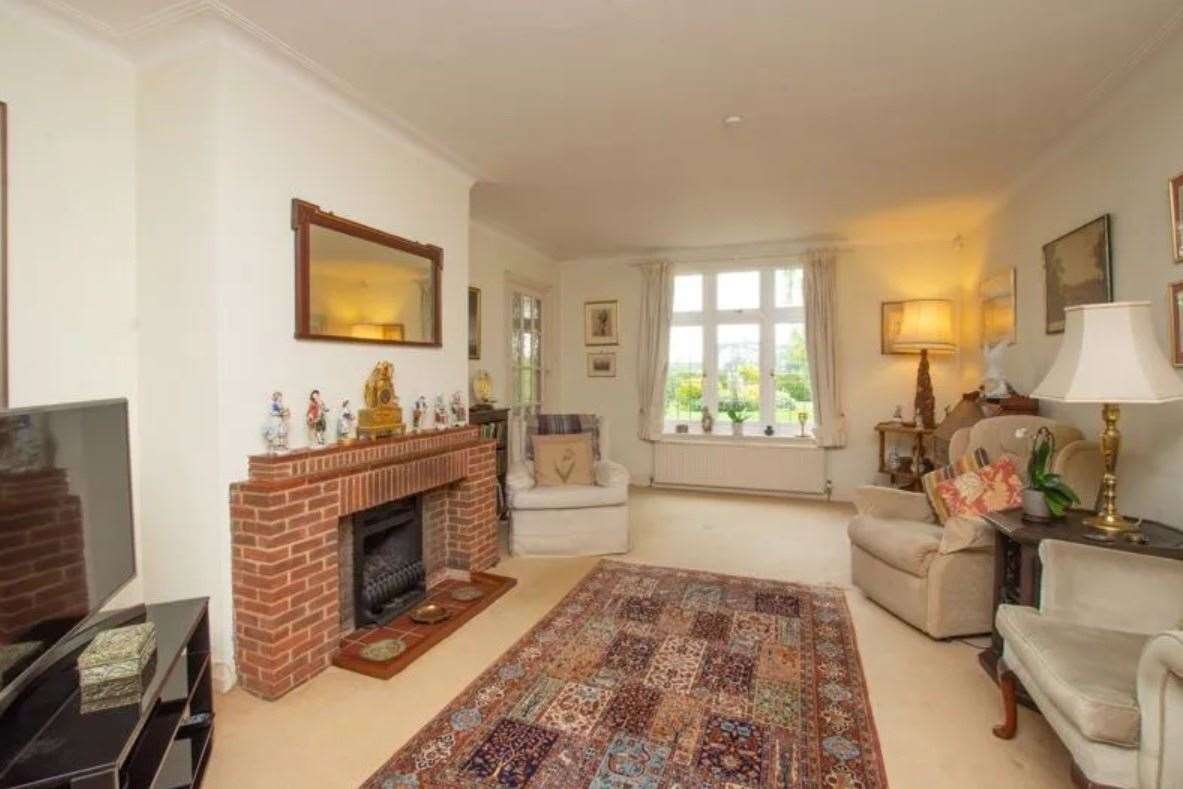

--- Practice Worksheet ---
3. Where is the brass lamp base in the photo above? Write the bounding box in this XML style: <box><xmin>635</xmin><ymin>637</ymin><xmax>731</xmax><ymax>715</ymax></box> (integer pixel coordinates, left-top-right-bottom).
<box><xmin>1082</xmin><ymin>512</ymin><xmax>1140</xmax><ymax>534</ymax></box>
<box><xmin>1084</xmin><ymin>403</ymin><xmax>1145</xmax><ymax>543</ymax></box>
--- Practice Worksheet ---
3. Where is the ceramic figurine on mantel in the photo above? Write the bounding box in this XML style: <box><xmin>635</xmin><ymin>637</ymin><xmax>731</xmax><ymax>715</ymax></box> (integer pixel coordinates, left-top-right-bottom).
<box><xmin>449</xmin><ymin>391</ymin><xmax>466</xmax><ymax>426</ymax></box>
<box><xmin>412</xmin><ymin>396</ymin><xmax>428</xmax><ymax>430</ymax></box>
<box><xmin>337</xmin><ymin>399</ymin><xmax>356</xmax><ymax>443</ymax></box>
<box><xmin>433</xmin><ymin>395</ymin><xmax>449</xmax><ymax>429</ymax></box>
<box><xmin>306</xmin><ymin>390</ymin><xmax>329</xmax><ymax>446</ymax></box>
<box><xmin>262</xmin><ymin>391</ymin><xmax>290</xmax><ymax>453</ymax></box>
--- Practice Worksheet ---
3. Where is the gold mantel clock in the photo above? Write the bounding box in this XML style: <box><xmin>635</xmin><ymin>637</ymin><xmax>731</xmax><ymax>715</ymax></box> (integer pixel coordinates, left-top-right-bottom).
<box><xmin>358</xmin><ymin>361</ymin><xmax>405</xmax><ymax>439</ymax></box>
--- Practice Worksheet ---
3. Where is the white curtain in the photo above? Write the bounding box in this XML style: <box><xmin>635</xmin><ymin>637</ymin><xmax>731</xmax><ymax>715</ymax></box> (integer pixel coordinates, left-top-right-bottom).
<box><xmin>804</xmin><ymin>249</ymin><xmax>847</xmax><ymax>447</ymax></box>
<box><xmin>637</xmin><ymin>261</ymin><xmax>674</xmax><ymax>441</ymax></box>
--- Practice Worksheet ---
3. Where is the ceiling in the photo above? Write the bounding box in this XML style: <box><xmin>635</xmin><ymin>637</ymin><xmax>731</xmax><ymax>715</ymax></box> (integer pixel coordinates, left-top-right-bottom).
<box><xmin>51</xmin><ymin>0</ymin><xmax>1183</xmax><ymax>258</ymax></box>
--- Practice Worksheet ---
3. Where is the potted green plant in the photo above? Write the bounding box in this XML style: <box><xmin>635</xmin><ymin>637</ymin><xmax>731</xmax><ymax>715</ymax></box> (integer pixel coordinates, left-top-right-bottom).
<box><xmin>721</xmin><ymin>399</ymin><xmax>754</xmax><ymax>436</ymax></box>
<box><xmin>1022</xmin><ymin>426</ymin><xmax>1080</xmax><ymax>521</ymax></box>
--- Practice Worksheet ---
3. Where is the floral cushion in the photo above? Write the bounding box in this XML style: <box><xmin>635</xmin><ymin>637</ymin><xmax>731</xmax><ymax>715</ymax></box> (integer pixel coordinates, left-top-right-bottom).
<box><xmin>921</xmin><ymin>448</ymin><xmax>989</xmax><ymax>524</ymax></box>
<box><xmin>935</xmin><ymin>457</ymin><xmax>1023</xmax><ymax>519</ymax></box>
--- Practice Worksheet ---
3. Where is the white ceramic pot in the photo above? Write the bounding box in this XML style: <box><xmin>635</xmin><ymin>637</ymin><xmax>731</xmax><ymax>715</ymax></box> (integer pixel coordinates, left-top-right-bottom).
<box><xmin>731</xmin><ymin>422</ymin><xmax>745</xmax><ymax>436</ymax></box>
<box><xmin>1021</xmin><ymin>488</ymin><xmax>1054</xmax><ymax>521</ymax></box>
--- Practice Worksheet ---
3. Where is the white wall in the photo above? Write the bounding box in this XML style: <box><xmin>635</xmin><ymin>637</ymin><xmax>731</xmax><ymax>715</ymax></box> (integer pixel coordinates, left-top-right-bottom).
<box><xmin>130</xmin><ymin>26</ymin><xmax>475</xmax><ymax>684</ymax></box>
<box><xmin>963</xmin><ymin>27</ymin><xmax>1183</xmax><ymax>524</ymax></box>
<box><xmin>468</xmin><ymin>222</ymin><xmax>560</xmax><ymax>408</ymax></box>
<box><xmin>0</xmin><ymin>4</ymin><xmax>143</xmax><ymax>606</ymax></box>
<box><xmin>556</xmin><ymin>241</ymin><xmax>964</xmax><ymax>500</ymax></box>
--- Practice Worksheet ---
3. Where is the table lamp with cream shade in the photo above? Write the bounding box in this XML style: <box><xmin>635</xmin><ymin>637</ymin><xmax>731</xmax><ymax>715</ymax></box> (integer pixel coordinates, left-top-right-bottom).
<box><xmin>1031</xmin><ymin>301</ymin><xmax>1183</xmax><ymax>539</ymax></box>
<box><xmin>893</xmin><ymin>299</ymin><xmax>957</xmax><ymax>428</ymax></box>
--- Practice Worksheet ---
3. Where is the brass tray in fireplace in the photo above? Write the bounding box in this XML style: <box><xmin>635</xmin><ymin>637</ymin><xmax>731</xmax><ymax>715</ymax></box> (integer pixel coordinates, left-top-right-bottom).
<box><xmin>409</xmin><ymin>603</ymin><xmax>450</xmax><ymax>625</ymax></box>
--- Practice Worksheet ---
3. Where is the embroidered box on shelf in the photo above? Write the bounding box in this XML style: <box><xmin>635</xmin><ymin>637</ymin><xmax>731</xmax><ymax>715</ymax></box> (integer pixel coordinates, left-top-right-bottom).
<box><xmin>77</xmin><ymin>622</ymin><xmax>157</xmax><ymax>712</ymax></box>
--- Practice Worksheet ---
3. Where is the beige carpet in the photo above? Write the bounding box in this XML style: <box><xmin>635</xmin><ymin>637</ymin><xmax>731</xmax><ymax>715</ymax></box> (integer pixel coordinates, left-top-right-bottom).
<box><xmin>204</xmin><ymin>487</ymin><xmax>1072</xmax><ymax>788</ymax></box>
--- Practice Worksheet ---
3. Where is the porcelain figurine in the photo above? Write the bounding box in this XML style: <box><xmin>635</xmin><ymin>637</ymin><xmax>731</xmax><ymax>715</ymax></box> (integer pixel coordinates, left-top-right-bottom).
<box><xmin>981</xmin><ymin>340</ymin><xmax>1013</xmax><ymax>399</ymax></box>
<box><xmin>433</xmin><ymin>395</ymin><xmax>449</xmax><ymax>429</ymax></box>
<box><xmin>450</xmin><ymin>391</ymin><xmax>467</xmax><ymax>426</ymax></box>
<box><xmin>412</xmin><ymin>396</ymin><xmax>428</xmax><ymax>430</ymax></box>
<box><xmin>306</xmin><ymin>389</ymin><xmax>329</xmax><ymax>446</ymax></box>
<box><xmin>336</xmin><ymin>399</ymin><xmax>356</xmax><ymax>442</ymax></box>
<box><xmin>263</xmin><ymin>391</ymin><xmax>290</xmax><ymax>453</ymax></box>
<box><xmin>701</xmin><ymin>406</ymin><xmax>714</xmax><ymax>434</ymax></box>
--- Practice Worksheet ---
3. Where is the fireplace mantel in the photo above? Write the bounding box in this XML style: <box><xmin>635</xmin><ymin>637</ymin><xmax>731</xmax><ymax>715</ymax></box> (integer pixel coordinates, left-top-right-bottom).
<box><xmin>229</xmin><ymin>426</ymin><xmax>498</xmax><ymax>699</ymax></box>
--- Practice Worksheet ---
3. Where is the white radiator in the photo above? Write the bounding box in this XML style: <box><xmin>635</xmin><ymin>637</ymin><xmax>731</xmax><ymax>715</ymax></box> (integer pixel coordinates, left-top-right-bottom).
<box><xmin>653</xmin><ymin>439</ymin><xmax>827</xmax><ymax>495</ymax></box>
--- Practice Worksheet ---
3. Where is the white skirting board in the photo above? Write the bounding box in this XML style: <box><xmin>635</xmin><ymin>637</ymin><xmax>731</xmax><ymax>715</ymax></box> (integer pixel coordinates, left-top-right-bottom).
<box><xmin>653</xmin><ymin>439</ymin><xmax>827</xmax><ymax>495</ymax></box>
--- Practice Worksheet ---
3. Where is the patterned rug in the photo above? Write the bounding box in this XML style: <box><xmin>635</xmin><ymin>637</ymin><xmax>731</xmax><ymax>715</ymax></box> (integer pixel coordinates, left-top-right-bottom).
<box><xmin>363</xmin><ymin>561</ymin><xmax>887</xmax><ymax>788</ymax></box>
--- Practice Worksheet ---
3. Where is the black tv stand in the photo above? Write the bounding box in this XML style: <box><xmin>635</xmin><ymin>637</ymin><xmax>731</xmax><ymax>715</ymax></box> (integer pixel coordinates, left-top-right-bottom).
<box><xmin>0</xmin><ymin>598</ymin><xmax>213</xmax><ymax>789</ymax></box>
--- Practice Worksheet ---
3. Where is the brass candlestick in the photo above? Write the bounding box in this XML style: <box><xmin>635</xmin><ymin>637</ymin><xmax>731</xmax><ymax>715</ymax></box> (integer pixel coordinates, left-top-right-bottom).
<box><xmin>1083</xmin><ymin>403</ymin><xmax>1140</xmax><ymax>536</ymax></box>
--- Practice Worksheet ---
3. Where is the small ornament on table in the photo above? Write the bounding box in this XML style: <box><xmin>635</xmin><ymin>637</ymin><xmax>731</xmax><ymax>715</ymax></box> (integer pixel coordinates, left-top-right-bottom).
<box><xmin>890</xmin><ymin>405</ymin><xmax>904</xmax><ymax>424</ymax></box>
<box><xmin>450</xmin><ymin>391</ymin><xmax>467</xmax><ymax>426</ymax></box>
<box><xmin>763</xmin><ymin>424</ymin><xmax>775</xmax><ymax>437</ymax></box>
<box><xmin>336</xmin><ymin>399</ymin><xmax>356</xmax><ymax>443</ymax></box>
<box><xmin>306</xmin><ymin>389</ymin><xmax>329</xmax><ymax>446</ymax></box>
<box><xmin>797</xmin><ymin>410</ymin><xmax>809</xmax><ymax>438</ymax></box>
<box><xmin>263</xmin><ymin>391</ymin><xmax>290</xmax><ymax>453</ymax></box>
<box><xmin>701</xmin><ymin>406</ymin><xmax>714</xmax><ymax>434</ymax></box>
<box><xmin>433</xmin><ymin>395</ymin><xmax>449</xmax><ymax>429</ymax></box>
<box><xmin>412</xmin><ymin>396</ymin><xmax>428</xmax><ymax>430</ymax></box>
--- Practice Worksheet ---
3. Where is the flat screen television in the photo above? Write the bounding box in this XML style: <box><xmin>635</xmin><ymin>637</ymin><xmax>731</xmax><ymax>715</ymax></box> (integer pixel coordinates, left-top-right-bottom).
<box><xmin>0</xmin><ymin>399</ymin><xmax>136</xmax><ymax>712</ymax></box>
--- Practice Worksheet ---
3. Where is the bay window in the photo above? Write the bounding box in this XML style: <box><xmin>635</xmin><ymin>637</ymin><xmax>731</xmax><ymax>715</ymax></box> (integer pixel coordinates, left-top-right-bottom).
<box><xmin>663</xmin><ymin>265</ymin><xmax>813</xmax><ymax>436</ymax></box>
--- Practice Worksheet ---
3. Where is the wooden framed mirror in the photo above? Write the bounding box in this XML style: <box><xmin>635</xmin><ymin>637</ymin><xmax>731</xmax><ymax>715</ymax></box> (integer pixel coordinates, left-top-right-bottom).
<box><xmin>292</xmin><ymin>199</ymin><xmax>442</xmax><ymax>347</ymax></box>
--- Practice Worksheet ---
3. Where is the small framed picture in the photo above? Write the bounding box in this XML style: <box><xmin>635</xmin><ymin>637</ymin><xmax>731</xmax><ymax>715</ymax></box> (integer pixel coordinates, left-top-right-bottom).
<box><xmin>880</xmin><ymin>301</ymin><xmax>912</xmax><ymax>355</ymax></box>
<box><xmin>1170</xmin><ymin>172</ymin><xmax>1183</xmax><ymax>263</ymax></box>
<box><xmin>587</xmin><ymin>352</ymin><xmax>616</xmax><ymax>377</ymax></box>
<box><xmin>980</xmin><ymin>268</ymin><xmax>1017</xmax><ymax>348</ymax></box>
<box><xmin>584</xmin><ymin>300</ymin><xmax>619</xmax><ymax>346</ymax></box>
<box><xmin>1170</xmin><ymin>281</ymin><xmax>1183</xmax><ymax>367</ymax></box>
<box><xmin>467</xmin><ymin>286</ymin><xmax>481</xmax><ymax>360</ymax></box>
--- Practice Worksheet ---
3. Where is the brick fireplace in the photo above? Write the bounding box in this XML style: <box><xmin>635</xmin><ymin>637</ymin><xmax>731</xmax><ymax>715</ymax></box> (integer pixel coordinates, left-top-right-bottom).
<box><xmin>229</xmin><ymin>426</ymin><xmax>498</xmax><ymax>700</ymax></box>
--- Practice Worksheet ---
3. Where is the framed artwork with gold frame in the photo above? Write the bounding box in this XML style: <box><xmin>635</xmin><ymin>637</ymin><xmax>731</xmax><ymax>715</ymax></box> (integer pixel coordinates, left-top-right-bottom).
<box><xmin>467</xmin><ymin>286</ymin><xmax>481</xmax><ymax>360</ymax></box>
<box><xmin>584</xmin><ymin>300</ymin><xmax>619</xmax><ymax>346</ymax></box>
<box><xmin>880</xmin><ymin>301</ymin><xmax>912</xmax><ymax>355</ymax></box>
<box><xmin>980</xmin><ymin>268</ymin><xmax>1017</xmax><ymax>348</ymax></box>
<box><xmin>587</xmin><ymin>352</ymin><xmax>616</xmax><ymax>377</ymax></box>
<box><xmin>0</xmin><ymin>101</ymin><xmax>7</xmax><ymax>407</ymax></box>
<box><xmin>1170</xmin><ymin>280</ymin><xmax>1183</xmax><ymax>367</ymax></box>
<box><xmin>1170</xmin><ymin>172</ymin><xmax>1183</xmax><ymax>263</ymax></box>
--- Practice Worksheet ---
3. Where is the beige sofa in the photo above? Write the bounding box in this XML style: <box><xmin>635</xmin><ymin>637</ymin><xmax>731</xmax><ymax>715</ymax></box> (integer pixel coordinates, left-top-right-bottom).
<box><xmin>994</xmin><ymin>540</ymin><xmax>1183</xmax><ymax>789</ymax></box>
<box><xmin>848</xmin><ymin>416</ymin><xmax>1102</xmax><ymax>638</ymax></box>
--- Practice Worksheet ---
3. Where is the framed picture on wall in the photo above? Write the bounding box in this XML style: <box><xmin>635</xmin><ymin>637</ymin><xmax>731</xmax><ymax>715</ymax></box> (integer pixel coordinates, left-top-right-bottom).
<box><xmin>880</xmin><ymin>301</ymin><xmax>912</xmax><ymax>355</ymax></box>
<box><xmin>467</xmin><ymin>286</ymin><xmax>481</xmax><ymax>360</ymax></box>
<box><xmin>1042</xmin><ymin>214</ymin><xmax>1112</xmax><ymax>334</ymax></box>
<box><xmin>980</xmin><ymin>268</ymin><xmax>1017</xmax><ymax>348</ymax></box>
<box><xmin>587</xmin><ymin>352</ymin><xmax>616</xmax><ymax>377</ymax></box>
<box><xmin>584</xmin><ymin>300</ymin><xmax>619</xmax><ymax>346</ymax></box>
<box><xmin>1170</xmin><ymin>281</ymin><xmax>1183</xmax><ymax>367</ymax></box>
<box><xmin>1170</xmin><ymin>172</ymin><xmax>1183</xmax><ymax>263</ymax></box>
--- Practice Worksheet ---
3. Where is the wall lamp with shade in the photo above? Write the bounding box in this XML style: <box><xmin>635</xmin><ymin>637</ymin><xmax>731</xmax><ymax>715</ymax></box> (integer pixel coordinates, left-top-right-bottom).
<box><xmin>893</xmin><ymin>299</ymin><xmax>957</xmax><ymax>428</ymax></box>
<box><xmin>1031</xmin><ymin>301</ymin><xmax>1183</xmax><ymax>540</ymax></box>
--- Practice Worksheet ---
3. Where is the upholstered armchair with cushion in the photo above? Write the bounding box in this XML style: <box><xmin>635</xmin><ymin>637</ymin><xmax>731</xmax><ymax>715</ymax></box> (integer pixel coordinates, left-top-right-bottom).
<box><xmin>507</xmin><ymin>416</ymin><xmax>630</xmax><ymax>556</ymax></box>
<box><xmin>993</xmin><ymin>540</ymin><xmax>1183</xmax><ymax>789</ymax></box>
<box><xmin>848</xmin><ymin>416</ymin><xmax>1102</xmax><ymax>639</ymax></box>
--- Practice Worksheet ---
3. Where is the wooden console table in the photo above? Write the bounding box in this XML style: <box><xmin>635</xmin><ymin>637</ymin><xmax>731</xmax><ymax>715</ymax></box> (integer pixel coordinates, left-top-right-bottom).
<box><xmin>978</xmin><ymin>508</ymin><xmax>1183</xmax><ymax>690</ymax></box>
<box><xmin>874</xmin><ymin>422</ymin><xmax>936</xmax><ymax>490</ymax></box>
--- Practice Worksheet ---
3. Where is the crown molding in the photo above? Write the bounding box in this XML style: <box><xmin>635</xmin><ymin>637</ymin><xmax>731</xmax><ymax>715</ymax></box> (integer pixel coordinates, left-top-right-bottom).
<box><xmin>33</xmin><ymin>0</ymin><xmax>487</xmax><ymax>183</ymax></box>
<box><xmin>469</xmin><ymin>218</ymin><xmax>560</xmax><ymax>262</ymax></box>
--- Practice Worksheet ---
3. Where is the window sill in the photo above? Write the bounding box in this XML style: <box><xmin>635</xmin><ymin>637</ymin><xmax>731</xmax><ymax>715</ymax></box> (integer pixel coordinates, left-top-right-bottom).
<box><xmin>659</xmin><ymin>431</ymin><xmax>818</xmax><ymax>448</ymax></box>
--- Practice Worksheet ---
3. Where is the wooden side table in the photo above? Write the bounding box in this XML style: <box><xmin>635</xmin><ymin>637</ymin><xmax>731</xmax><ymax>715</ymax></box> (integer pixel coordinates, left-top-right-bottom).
<box><xmin>874</xmin><ymin>422</ymin><xmax>936</xmax><ymax>490</ymax></box>
<box><xmin>978</xmin><ymin>507</ymin><xmax>1183</xmax><ymax>691</ymax></box>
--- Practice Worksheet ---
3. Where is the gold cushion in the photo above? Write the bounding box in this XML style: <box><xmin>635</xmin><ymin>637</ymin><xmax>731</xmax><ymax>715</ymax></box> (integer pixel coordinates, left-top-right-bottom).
<box><xmin>531</xmin><ymin>434</ymin><xmax>595</xmax><ymax>487</ymax></box>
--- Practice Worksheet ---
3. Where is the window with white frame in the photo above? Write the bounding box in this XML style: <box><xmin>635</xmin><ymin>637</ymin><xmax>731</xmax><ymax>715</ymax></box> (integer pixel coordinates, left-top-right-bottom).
<box><xmin>510</xmin><ymin>289</ymin><xmax>544</xmax><ymax>417</ymax></box>
<box><xmin>664</xmin><ymin>265</ymin><xmax>813</xmax><ymax>436</ymax></box>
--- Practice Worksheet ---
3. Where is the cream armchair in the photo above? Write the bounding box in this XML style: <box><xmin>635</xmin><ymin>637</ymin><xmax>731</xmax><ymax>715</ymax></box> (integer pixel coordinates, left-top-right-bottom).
<box><xmin>848</xmin><ymin>416</ymin><xmax>1101</xmax><ymax>638</ymax></box>
<box><xmin>506</xmin><ymin>417</ymin><xmax>630</xmax><ymax>556</ymax></box>
<box><xmin>993</xmin><ymin>540</ymin><xmax>1183</xmax><ymax>789</ymax></box>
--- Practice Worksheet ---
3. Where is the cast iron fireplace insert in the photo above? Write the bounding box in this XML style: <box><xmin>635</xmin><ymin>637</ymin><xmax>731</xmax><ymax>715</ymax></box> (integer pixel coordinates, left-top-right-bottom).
<box><xmin>352</xmin><ymin>497</ymin><xmax>425</xmax><ymax>627</ymax></box>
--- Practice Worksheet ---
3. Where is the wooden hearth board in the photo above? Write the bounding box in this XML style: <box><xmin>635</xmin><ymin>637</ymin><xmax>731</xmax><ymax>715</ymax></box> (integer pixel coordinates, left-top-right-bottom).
<box><xmin>332</xmin><ymin>571</ymin><xmax>516</xmax><ymax>679</ymax></box>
